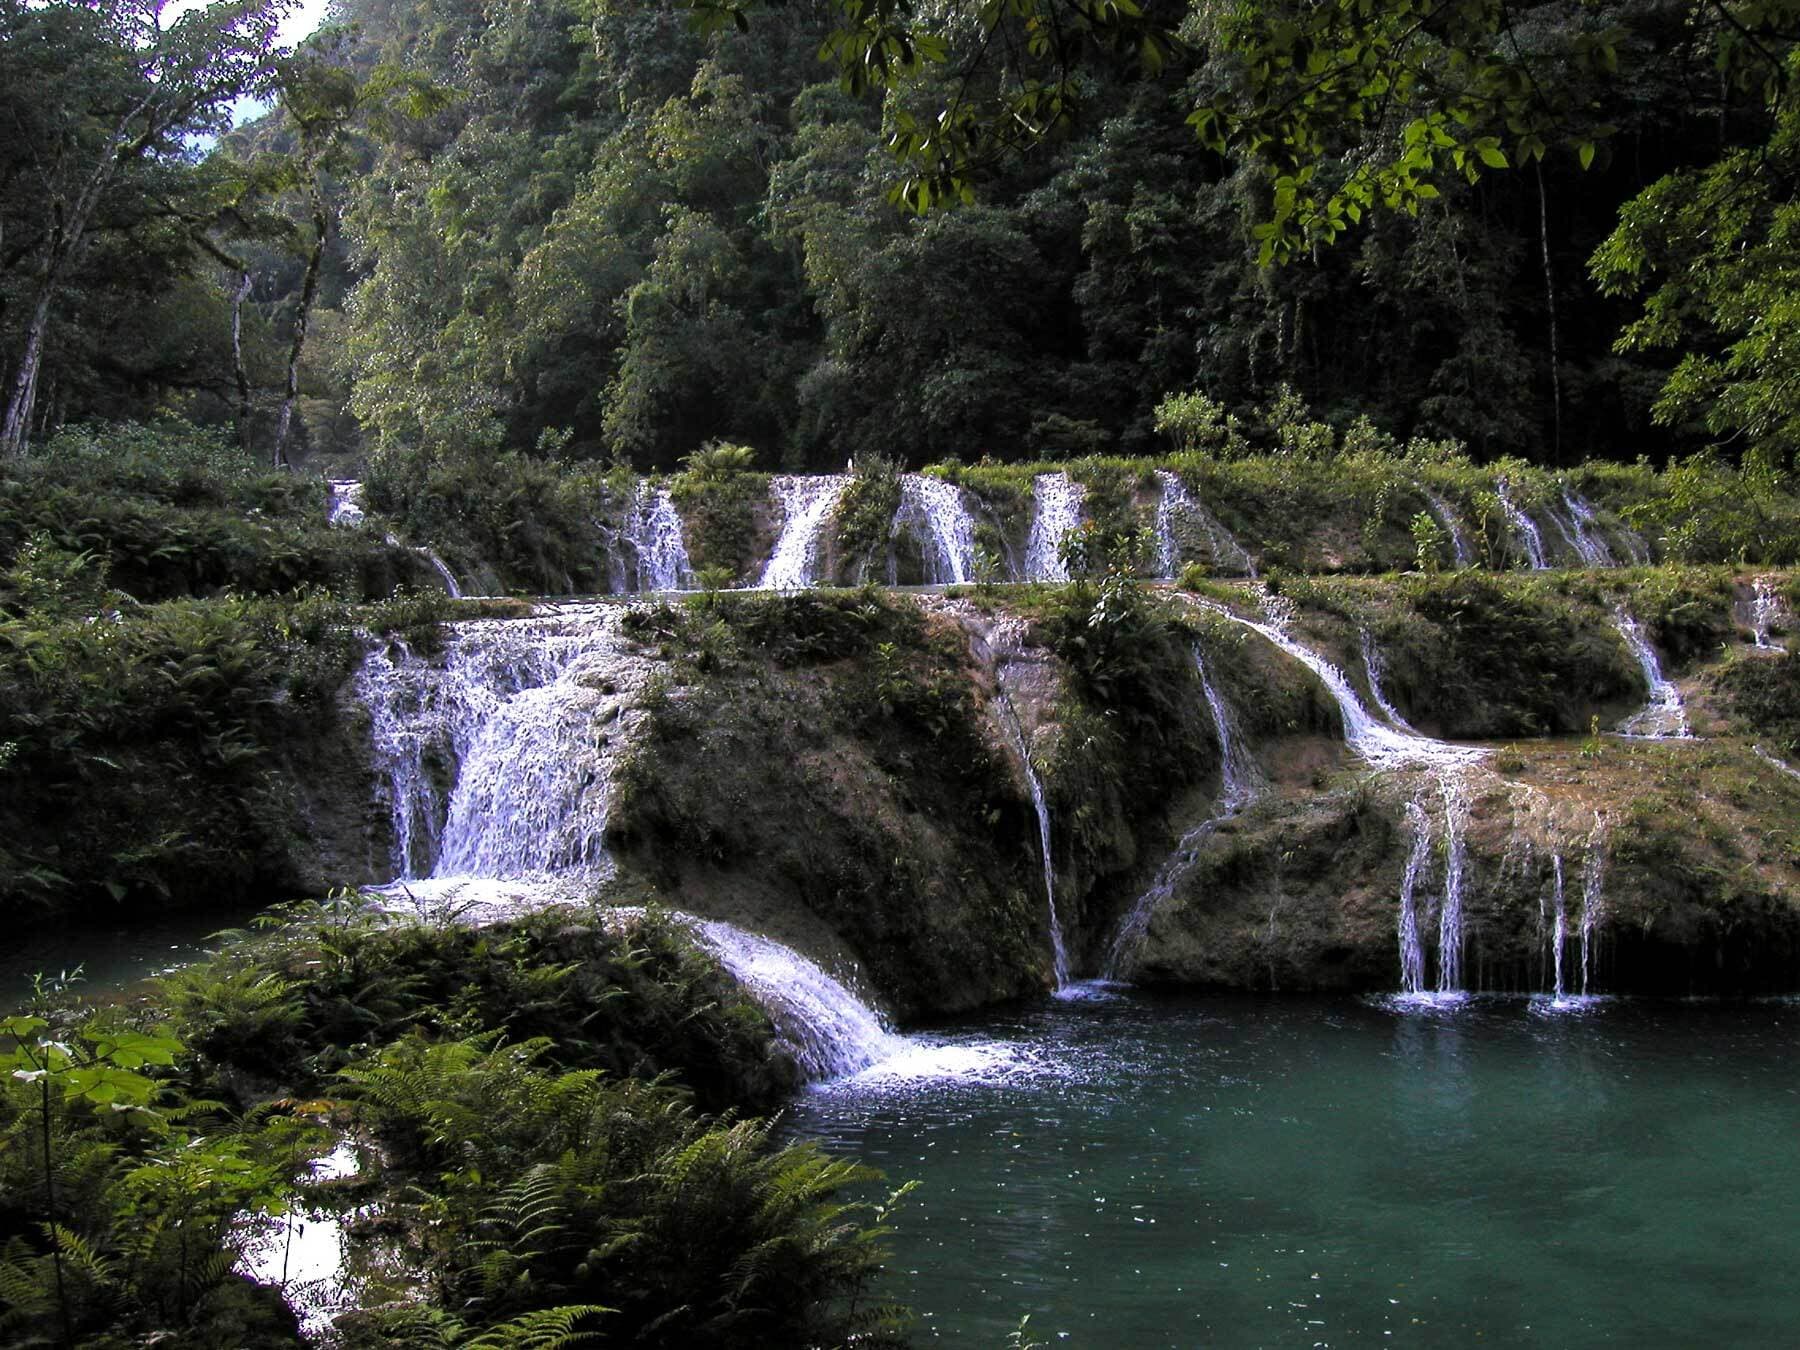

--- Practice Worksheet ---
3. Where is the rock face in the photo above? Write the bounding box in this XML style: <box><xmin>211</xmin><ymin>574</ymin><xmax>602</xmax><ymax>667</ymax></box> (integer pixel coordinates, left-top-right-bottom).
<box><xmin>317</xmin><ymin>571</ymin><xmax>1800</xmax><ymax>1016</ymax></box>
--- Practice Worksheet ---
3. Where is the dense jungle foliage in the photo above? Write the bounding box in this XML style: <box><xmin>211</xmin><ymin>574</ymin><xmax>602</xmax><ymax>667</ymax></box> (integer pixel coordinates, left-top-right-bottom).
<box><xmin>4</xmin><ymin>0</ymin><xmax>1800</xmax><ymax>489</ymax></box>
<box><xmin>0</xmin><ymin>901</ymin><xmax>905</xmax><ymax>1347</ymax></box>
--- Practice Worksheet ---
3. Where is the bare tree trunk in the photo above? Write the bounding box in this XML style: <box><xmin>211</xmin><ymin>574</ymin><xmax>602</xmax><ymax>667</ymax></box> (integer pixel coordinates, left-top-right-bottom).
<box><xmin>1537</xmin><ymin>161</ymin><xmax>1562</xmax><ymax>464</ymax></box>
<box><xmin>0</xmin><ymin>290</ymin><xmax>51</xmax><ymax>458</ymax></box>
<box><xmin>230</xmin><ymin>269</ymin><xmax>253</xmax><ymax>447</ymax></box>
<box><xmin>272</xmin><ymin>187</ymin><xmax>326</xmax><ymax>471</ymax></box>
<box><xmin>0</xmin><ymin>97</ymin><xmax>151</xmax><ymax>458</ymax></box>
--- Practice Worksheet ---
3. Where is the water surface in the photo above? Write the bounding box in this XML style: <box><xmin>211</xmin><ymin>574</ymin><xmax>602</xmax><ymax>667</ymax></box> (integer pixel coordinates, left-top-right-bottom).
<box><xmin>791</xmin><ymin>993</ymin><xmax>1799</xmax><ymax>1347</ymax></box>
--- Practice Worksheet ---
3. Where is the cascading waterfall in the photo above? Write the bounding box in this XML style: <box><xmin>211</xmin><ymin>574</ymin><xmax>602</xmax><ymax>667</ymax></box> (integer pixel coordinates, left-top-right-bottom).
<box><xmin>1103</xmin><ymin>646</ymin><xmax>1261</xmax><ymax>978</ymax></box>
<box><xmin>759</xmin><ymin>475</ymin><xmax>851</xmax><ymax>589</ymax></box>
<box><xmin>1422</xmin><ymin>490</ymin><xmax>1473</xmax><ymax>568</ymax></box>
<box><xmin>1495</xmin><ymin>479</ymin><xmax>1549</xmax><ymax>569</ymax></box>
<box><xmin>891</xmin><ymin>474</ymin><xmax>978</xmax><ymax>584</ymax></box>
<box><xmin>624</xmin><ymin>484</ymin><xmax>693</xmax><ymax>592</ymax></box>
<box><xmin>995</xmin><ymin>685</ymin><xmax>1069</xmax><ymax>988</ymax></box>
<box><xmin>1580</xmin><ymin>818</ymin><xmax>1608</xmax><ymax>994</ymax></box>
<box><xmin>1750</xmin><ymin>577</ymin><xmax>1783</xmax><ymax>650</ymax></box>
<box><xmin>1548</xmin><ymin>853</ymin><xmax>1568</xmax><ymax>1000</ymax></box>
<box><xmin>327</xmin><ymin>480</ymin><xmax>365</xmax><ymax>527</ymax></box>
<box><xmin>1612</xmin><ymin>607</ymin><xmax>1692</xmax><ymax>739</ymax></box>
<box><xmin>1024</xmin><ymin>472</ymin><xmax>1085</xmax><ymax>582</ymax></box>
<box><xmin>354</xmin><ymin>605</ymin><xmax>652</xmax><ymax>912</ymax></box>
<box><xmin>1396</xmin><ymin>796</ymin><xmax>1432</xmax><ymax>995</ymax></box>
<box><xmin>1195</xmin><ymin>601</ymin><xmax>1483</xmax><ymax>769</ymax></box>
<box><xmin>691</xmin><ymin>918</ymin><xmax>907</xmax><ymax>1078</ymax></box>
<box><xmin>1560</xmin><ymin>490</ymin><xmax>1617</xmax><ymax>567</ymax></box>
<box><xmin>1361</xmin><ymin>629</ymin><xmax>1418</xmax><ymax>734</ymax></box>
<box><xmin>1435</xmin><ymin>774</ymin><xmax>1470</xmax><ymax>994</ymax></box>
<box><xmin>1153</xmin><ymin>470</ymin><xmax>1256</xmax><ymax>578</ymax></box>
<box><xmin>1194</xmin><ymin>599</ymin><xmax>1483</xmax><ymax>996</ymax></box>
<box><xmin>383</xmin><ymin>531</ymin><xmax>464</xmax><ymax>599</ymax></box>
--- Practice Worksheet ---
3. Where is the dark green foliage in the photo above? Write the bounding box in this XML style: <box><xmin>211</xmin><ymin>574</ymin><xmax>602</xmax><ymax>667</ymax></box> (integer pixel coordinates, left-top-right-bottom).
<box><xmin>1720</xmin><ymin>652</ymin><xmax>1800</xmax><ymax>757</ymax></box>
<box><xmin>1385</xmin><ymin>573</ymin><xmax>1643</xmax><ymax>737</ymax></box>
<box><xmin>365</xmin><ymin>447</ymin><xmax>619</xmax><ymax>595</ymax></box>
<box><xmin>1037</xmin><ymin>581</ymin><xmax>1214</xmax><ymax>873</ymax></box>
<box><xmin>1631</xmin><ymin>568</ymin><xmax>1736</xmax><ymax>668</ymax></box>
<box><xmin>831</xmin><ymin>457</ymin><xmax>903</xmax><ymax>583</ymax></box>
<box><xmin>1</xmin><ymin>422</ymin><xmax>418</xmax><ymax>602</ymax></box>
<box><xmin>171</xmin><ymin>904</ymin><xmax>796</xmax><ymax>1114</ymax></box>
<box><xmin>610</xmin><ymin>591</ymin><xmax>1044</xmax><ymax>1014</ymax></box>
<box><xmin>668</xmin><ymin>472</ymin><xmax>771</xmax><ymax>585</ymax></box>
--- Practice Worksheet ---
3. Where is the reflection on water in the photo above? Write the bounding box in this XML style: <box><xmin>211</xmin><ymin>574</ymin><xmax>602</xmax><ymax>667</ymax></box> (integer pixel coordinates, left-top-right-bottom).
<box><xmin>790</xmin><ymin>993</ymin><xmax>1800</xmax><ymax>1347</ymax></box>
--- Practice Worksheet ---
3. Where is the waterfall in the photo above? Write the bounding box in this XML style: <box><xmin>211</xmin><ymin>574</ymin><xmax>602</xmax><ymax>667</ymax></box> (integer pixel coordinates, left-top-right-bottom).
<box><xmin>1750</xmin><ymin>577</ymin><xmax>1784</xmax><ymax>650</ymax></box>
<box><xmin>1560</xmin><ymin>490</ymin><xmax>1617</xmax><ymax>567</ymax></box>
<box><xmin>1154</xmin><ymin>470</ymin><xmax>1256</xmax><ymax>578</ymax></box>
<box><xmin>383</xmin><ymin>531</ymin><xmax>464</xmax><ymax>599</ymax></box>
<box><xmin>759</xmin><ymin>475</ymin><xmax>851</xmax><ymax>590</ymax></box>
<box><xmin>1580</xmin><ymin>819</ymin><xmax>1608</xmax><ymax>994</ymax></box>
<box><xmin>1104</xmin><ymin>646</ymin><xmax>1261</xmax><ymax>978</ymax></box>
<box><xmin>1435</xmin><ymin>774</ymin><xmax>1469</xmax><ymax>994</ymax></box>
<box><xmin>354</xmin><ymin>605</ymin><xmax>651</xmax><ymax>903</ymax></box>
<box><xmin>1495</xmin><ymin>480</ymin><xmax>1549</xmax><ymax>569</ymax></box>
<box><xmin>1422</xmin><ymin>490</ymin><xmax>1473</xmax><ymax>567</ymax></box>
<box><xmin>1361</xmin><ymin>630</ymin><xmax>1418</xmax><ymax>734</ymax></box>
<box><xmin>327</xmin><ymin>479</ymin><xmax>365</xmax><ymax>527</ymax></box>
<box><xmin>624</xmin><ymin>484</ymin><xmax>693</xmax><ymax>592</ymax></box>
<box><xmin>1396</xmin><ymin>797</ymin><xmax>1431</xmax><ymax>995</ymax></box>
<box><xmin>995</xmin><ymin>686</ymin><xmax>1069</xmax><ymax>988</ymax></box>
<box><xmin>1024</xmin><ymin>472</ymin><xmax>1085</xmax><ymax>582</ymax></box>
<box><xmin>891</xmin><ymin>474</ymin><xmax>978</xmax><ymax>584</ymax></box>
<box><xmin>1549</xmin><ymin>854</ymin><xmax>1568</xmax><ymax>999</ymax></box>
<box><xmin>1611</xmin><ymin>608</ymin><xmax>1691</xmax><ymax>739</ymax></box>
<box><xmin>691</xmin><ymin>918</ymin><xmax>907</xmax><ymax>1079</ymax></box>
<box><xmin>1755</xmin><ymin>744</ymin><xmax>1800</xmax><ymax>783</ymax></box>
<box><xmin>1495</xmin><ymin>479</ymin><xmax>1548</xmax><ymax>570</ymax></box>
<box><xmin>1195</xmin><ymin>601</ymin><xmax>1483</xmax><ymax>769</ymax></box>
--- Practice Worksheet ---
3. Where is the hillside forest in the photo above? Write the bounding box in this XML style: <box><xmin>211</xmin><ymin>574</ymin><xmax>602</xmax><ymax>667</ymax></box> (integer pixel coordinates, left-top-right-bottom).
<box><xmin>3</xmin><ymin>0</ymin><xmax>1799</xmax><ymax>482</ymax></box>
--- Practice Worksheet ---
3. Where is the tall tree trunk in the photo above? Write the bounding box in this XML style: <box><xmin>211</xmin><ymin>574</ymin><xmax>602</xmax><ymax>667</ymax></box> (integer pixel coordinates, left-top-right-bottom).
<box><xmin>0</xmin><ymin>290</ymin><xmax>52</xmax><ymax>458</ymax></box>
<box><xmin>230</xmin><ymin>269</ymin><xmax>253</xmax><ymax>447</ymax></box>
<box><xmin>0</xmin><ymin>97</ymin><xmax>150</xmax><ymax>458</ymax></box>
<box><xmin>272</xmin><ymin>187</ymin><xmax>326</xmax><ymax>471</ymax></box>
<box><xmin>1537</xmin><ymin>162</ymin><xmax>1562</xmax><ymax>464</ymax></box>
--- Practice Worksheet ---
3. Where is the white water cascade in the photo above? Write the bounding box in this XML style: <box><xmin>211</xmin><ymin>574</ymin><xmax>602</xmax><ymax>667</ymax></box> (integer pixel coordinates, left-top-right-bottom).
<box><xmin>1024</xmin><ymin>472</ymin><xmax>1086</xmax><ymax>582</ymax></box>
<box><xmin>1750</xmin><ymin>577</ymin><xmax>1785</xmax><ymax>650</ymax></box>
<box><xmin>891</xmin><ymin>474</ymin><xmax>978</xmax><ymax>585</ymax></box>
<box><xmin>354</xmin><ymin>604</ymin><xmax>655</xmax><ymax>917</ymax></box>
<box><xmin>327</xmin><ymin>480</ymin><xmax>365</xmax><ymax>527</ymax></box>
<box><xmin>1197</xmin><ymin>601</ymin><xmax>1484</xmax><ymax>769</ymax></box>
<box><xmin>624</xmin><ymin>484</ymin><xmax>693</xmax><ymax>592</ymax></box>
<box><xmin>1435</xmin><ymin>774</ymin><xmax>1470</xmax><ymax>993</ymax></box>
<box><xmin>1612</xmin><ymin>608</ymin><xmax>1692</xmax><ymax>739</ymax></box>
<box><xmin>692</xmin><ymin>919</ymin><xmax>907</xmax><ymax>1078</ymax></box>
<box><xmin>1361</xmin><ymin>629</ymin><xmax>1418</xmax><ymax>734</ymax></box>
<box><xmin>1195</xmin><ymin>600</ymin><xmax>1483</xmax><ymax>996</ymax></box>
<box><xmin>1560</xmin><ymin>490</ymin><xmax>1617</xmax><ymax>567</ymax></box>
<box><xmin>759</xmin><ymin>475</ymin><xmax>851</xmax><ymax>589</ymax></box>
<box><xmin>1154</xmin><ymin>470</ymin><xmax>1256</xmax><ymax>578</ymax></box>
<box><xmin>383</xmin><ymin>531</ymin><xmax>464</xmax><ymax>599</ymax></box>
<box><xmin>1580</xmin><ymin>819</ymin><xmax>1608</xmax><ymax>994</ymax></box>
<box><xmin>1396</xmin><ymin>797</ymin><xmax>1432</xmax><ymax>995</ymax></box>
<box><xmin>1422</xmin><ymin>490</ymin><xmax>1473</xmax><ymax>568</ymax></box>
<box><xmin>1495</xmin><ymin>479</ymin><xmax>1549</xmax><ymax>569</ymax></box>
<box><xmin>995</xmin><ymin>687</ymin><xmax>1069</xmax><ymax>988</ymax></box>
<box><xmin>1104</xmin><ymin>646</ymin><xmax>1261</xmax><ymax>978</ymax></box>
<box><xmin>1548</xmin><ymin>853</ymin><xmax>1569</xmax><ymax>1000</ymax></box>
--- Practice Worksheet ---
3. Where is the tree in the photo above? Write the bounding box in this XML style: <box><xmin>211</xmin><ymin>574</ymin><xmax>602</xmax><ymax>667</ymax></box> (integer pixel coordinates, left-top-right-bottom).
<box><xmin>1592</xmin><ymin>46</ymin><xmax>1800</xmax><ymax>471</ymax></box>
<box><xmin>0</xmin><ymin>0</ymin><xmax>290</xmax><ymax>458</ymax></box>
